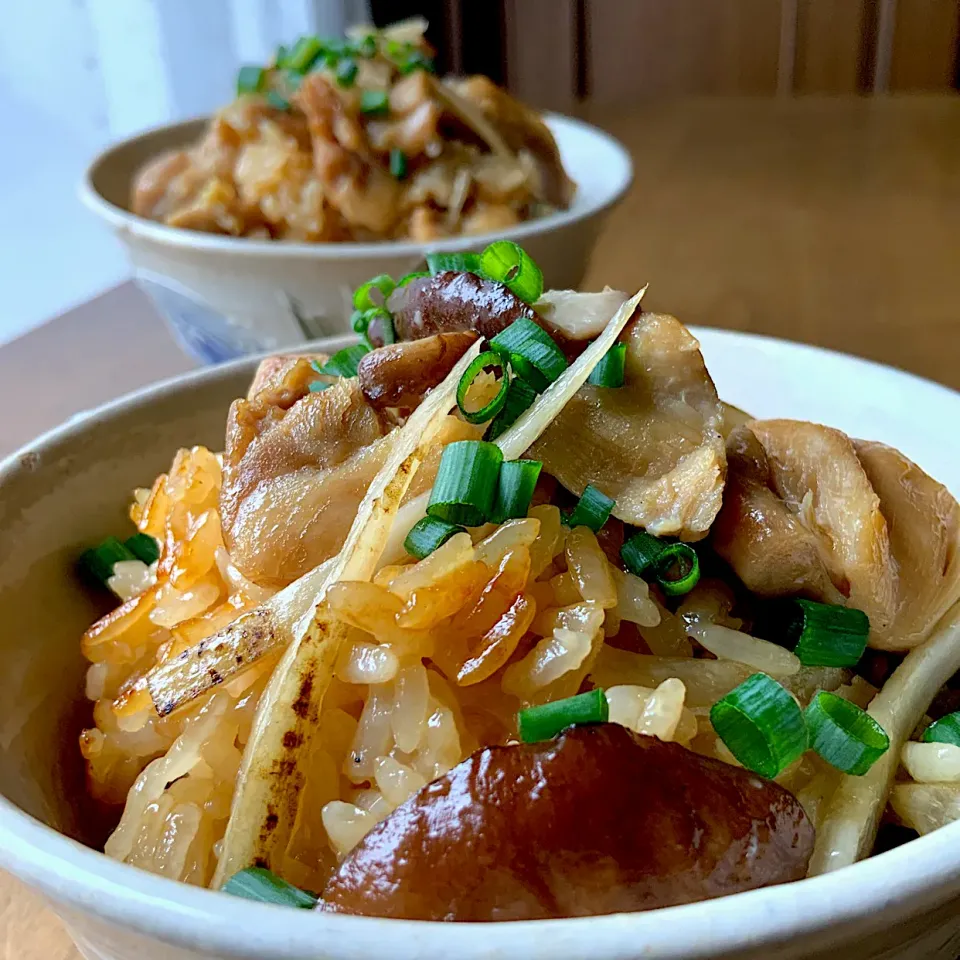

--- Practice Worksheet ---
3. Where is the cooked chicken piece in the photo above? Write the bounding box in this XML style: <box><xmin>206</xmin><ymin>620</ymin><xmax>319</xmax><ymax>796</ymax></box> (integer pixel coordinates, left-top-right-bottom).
<box><xmin>357</xmin><ymin>332</ymin><xmax>478</xmax><ymax>410</ymax></box>
<box><xmin>382</xmin><ymin>271</ymin><xmax>537</xmax><ymax>344</ymax></box>
<box><xmin>321</xmin><ymin>724</ymin><xmax>813</xmax><ymax>920</ymax></box>
<box><xmin>450</xmin><ymin>75</ymin><xmax>575</xmax><ymax>210</ymax></box>
<box><xmin>712</xmin><ymin>426</ymin><xmax>844</xmax><ymax>604</ymax></box>
<box><xmin>529</xmin><ymin>314</ymin><xmax>726</xmax><ymax>540</ymax></box>
<box><xmin>131</xmin><ymin>150</ymin><xmax>194</xmax><ymax>219</ymax></box>
<box><xmin>854</xmin><ymin>440</ymin><xmax>960</xmax><ymax>648</ymax></box>
<box><xmin>221</xmin><ymin>350</ymin><xmax>481</xmax><ymax>586</ymax></box>
<box><xmin>713</xmin><ymin>421</ymin><xmax>960</xmax><ymax>650</ymax></box>
<box><xmin>296</xmin><ymin>73</ymin><xmax>402</xmax><ymax>235</ymax></box>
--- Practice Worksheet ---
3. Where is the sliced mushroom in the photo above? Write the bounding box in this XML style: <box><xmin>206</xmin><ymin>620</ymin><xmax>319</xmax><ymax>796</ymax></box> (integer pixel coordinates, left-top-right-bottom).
<box><xmin>357</xmin><ymin>331</ymin><xmax>479</xmax><ymax>410</ymax></box>
<box><xmin>320</xmin><ymin>724</ymin><xmax>813</xmax><ymax>920</ymax></box>
<box><xmin>383</xmin><ymin>271</ymin><xmax>537</xmax><ymax>344</ymax></box>
<box><xmin>528</xmin><ymin>313</ymin><xmax>726</xmax><ymax>540</ymax></box>
<box><xmin>713</xmin><ymin>421</ymin><xmax>960</xmax><ymax>650</ymax></box>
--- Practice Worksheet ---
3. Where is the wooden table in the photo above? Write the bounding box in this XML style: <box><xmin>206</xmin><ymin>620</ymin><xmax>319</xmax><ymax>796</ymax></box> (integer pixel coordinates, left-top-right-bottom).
<box><xmin>2</xmin><ymin>94</ymin><xmax>959</xmax><ymax>957</ymax></box>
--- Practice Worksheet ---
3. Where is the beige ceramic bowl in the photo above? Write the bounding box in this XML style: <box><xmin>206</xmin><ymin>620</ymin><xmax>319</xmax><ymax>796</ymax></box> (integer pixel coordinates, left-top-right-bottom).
<box><xmin>4</xmin><ymin>330</ymin><xmax>960</xmax><ymax>960</ymax></box>
<box><xmin>80</xmin><ymin>115</ymin><xmax>632</xmax><ymax>364</ymax></box>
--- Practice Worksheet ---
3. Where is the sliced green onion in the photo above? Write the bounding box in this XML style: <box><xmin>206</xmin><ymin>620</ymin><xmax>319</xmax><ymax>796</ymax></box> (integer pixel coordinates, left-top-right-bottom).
<box><xmin>519</xmin><ymin>689</ymin><xmax>609</xmax><ymax>743</ymax></box>
<box><xmin>491</xmin><ymin>459</ymin><xmax>542</xmax><ymax>523</ymax></box>
<box><xmin>274</xmin><ymin>45</ymin><xmax>289</xmax><ymax>68</ymax></box>
<box><xmin>805</xmin><ymin>691</ymin><xmax>889</xmax><ymax>776</ymax></box>
<box><xmin>426</xmin><ymin>252</ymin><xmax>482</xmax><ymax>275</ymax></box>
<box><xmin>360</xmin><ymin>89</ymin><xmax>389</xmax><ymax>115</ymax></box>
<box><xmin>308</xmin><ymin>380</ymin><xmax>331</xmax><ymax>393</ymax></box>
<box><xmin>124</xmin><ymin>533</ymin><xmax>159</xmax><ymax>565</ymax></box>
<box><xmin>587</xmin><ymin>342</ymin><xmax>627</xmax><ymax>388</ymax></box>
<box><xmin>221</xmin><ymin>867</ymin><xmax>317</xmax><ymax>908</ymax></box>
<box><xmin>389</xmin><ymin>148</ymin><xmax>408</xmax><ymax>179</ymax></box>
<box><xmin>351</xmin><ymin>308</ymin><xmax>370</xmax><ymax>337</ymax></box>
<box><xmin>489</xmin><ymin>318</ymin><xmax>567</xmax><ymax>393</ymax></box>
<box><xmin>352</xmin><ymin>273</ymin><xmax>396</xmax><ymax>311</ymax></box>
<box><xmin>286</xmin><ymin>36</ymin><xmax>323</xmax><ymax>73</ymax></box>
<box><xmin>404</xmin><ymin>516</ymin><xmax>466</xmax><ymax>560</ymax></box>
<box><xmin>265</xmin><ymin>90</ymin><xmax>290</xmax><ymax>111</ymax></box>
<box><xmin>456</xmin><ymin>351</ymin><xmax>509</xmax><ymax>424</ymax></box>
<box><xmin>313</xmin><ymin>344</ymin><xmax>369</xmax><ymax>379</ymax></box>
<box><xmin>621</xmin><ymin>530</ymin><xmax>665</xmax><ymax>576</ymax></box>
<box><xmin>564</xmin><ymin>484</ymin><xmax>615</xmax><ymax>532</ymax></box>
<box><xmin>783</xmin><ymin>598</ymin><xmax>870</xmax><ymax>668</ymax></box>
<box><xmin>237</xmin><ymin>65</ymin><xmax>266</xmax><ymax>96</ymax></box>
<box><xmin>710</xmin><ymin>673</ymin><xmax>808</xmax><ymax>778</ymax></box>
<box><xmin>653</xmin><ymin>543</ymin><xmax>700</xmax><ymax>597</ymax></box>
<box><xmin>79</xmin><ymin>537</ymin><xmax>136</xmax><ymax>586</ymax></box>
<box><xmin>335</xmin><ymin>57</ymin><xmax>358</xmax><ymax>87</ymax></box>
<box><xmin>479</xmin><ymin>241</ymin><xmax>543</xmax><ymax>303</ymax></box>
<box><xmin>353</xmin><ymin>34</ymin><xmax>378</xmax><ymax>59</ymax></box>
<box><xmin>398</xmin><ymin>50</ymin><xmax>435</xmax><ymax>74</ymax></box>
<box><xmin>397</xmin><ymin>270</ymin><xmax>430</xmax><ymax>287</ymax></box>
<box><xmin>922</xmin><ymin>712</ymin><xmax>960</xmax><ymax>747</ymax></box>
<box><xmin>486</xmin><ymin>376</ymin><xmax>538</xmax><ymax>441</ymax></box>
<box><xmin>427</xmin><ymin>440</ymin><xmax>504</xmax><ymax>527</ymax></box>
<box><xmin>369</xmin><ymin>310</ymin><xmax>395</xmax><ymax>346</ymax></box>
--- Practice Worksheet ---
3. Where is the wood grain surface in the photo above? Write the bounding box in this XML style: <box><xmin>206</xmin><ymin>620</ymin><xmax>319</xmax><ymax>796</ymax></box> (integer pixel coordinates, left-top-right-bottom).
<box><xmin>2</xmin><ymin>94</ymin><xmax>959</xmax><ymax>958</ymax></box>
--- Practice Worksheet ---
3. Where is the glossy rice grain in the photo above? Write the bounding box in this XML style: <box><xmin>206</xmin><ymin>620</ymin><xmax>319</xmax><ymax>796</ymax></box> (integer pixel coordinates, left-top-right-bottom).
<box><xmin>320</xmin><ymin>724</ymin><xmax>814</xmax><ymax>920</ymax></box>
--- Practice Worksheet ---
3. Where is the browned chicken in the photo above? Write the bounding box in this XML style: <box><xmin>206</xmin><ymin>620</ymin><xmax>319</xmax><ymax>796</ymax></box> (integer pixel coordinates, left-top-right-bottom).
<box><xmin>529</xmin><ymin>314</ymin><xmax>727</xmax><ymax>539</ymax></box>
<box><xmin>321</xmin><ymin>724</ymin><xmax>813</xmax><ymax>920</ymax></box>
<box><xmin>220</xmin><ymin>341</ymin><xmax>481</xmax><ymax>586</ymax></box>
<box><xmin>714</xmin><ymin>421</ymin><xmax>960</xmax><ymax>650</ymax></box>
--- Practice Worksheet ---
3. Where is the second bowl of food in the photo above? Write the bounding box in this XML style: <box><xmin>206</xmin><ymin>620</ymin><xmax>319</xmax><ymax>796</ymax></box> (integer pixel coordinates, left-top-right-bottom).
<box><xmin>81</xmin><ymin>19</ymin><xmax>632</xmax><ymax>364</ymax></box>
<box><xmin>4</xmin><ymin>244</ymin><xmax>960</xmax><ymax>959</ymax></box>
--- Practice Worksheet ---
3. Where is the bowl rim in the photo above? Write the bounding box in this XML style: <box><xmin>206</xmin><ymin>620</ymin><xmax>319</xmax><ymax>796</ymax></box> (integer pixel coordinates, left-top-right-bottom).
<box><xmin>79</xmin><ymin>111</ymin><xmax>634</xmax><ymax>259</ymax></box>
<box><xmin>5</xmin><ymin>329</ymin><xmax>960</xmax><ymax>958</ymax></box>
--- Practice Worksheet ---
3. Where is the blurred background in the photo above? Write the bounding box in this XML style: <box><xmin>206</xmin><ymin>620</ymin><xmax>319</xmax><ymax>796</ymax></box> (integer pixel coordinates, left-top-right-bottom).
<box><xmin>0</xmin><ymin>0</ymin><xmax>960</xmax><ymax>356</ymax></box>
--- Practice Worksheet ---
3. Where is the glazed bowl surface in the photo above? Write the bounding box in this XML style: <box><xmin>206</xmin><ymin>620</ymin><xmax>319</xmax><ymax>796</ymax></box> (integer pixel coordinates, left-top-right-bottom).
<box><xmin>81</xmin><ymin>115</ymin><xmax>633</xmax><ymax>364</ymax></box>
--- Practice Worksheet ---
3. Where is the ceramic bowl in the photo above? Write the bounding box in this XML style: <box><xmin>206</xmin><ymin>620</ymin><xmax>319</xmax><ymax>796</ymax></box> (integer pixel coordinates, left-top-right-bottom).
<box><xmin>4</xmin><ymin>330</ymin><xmax>960</xmax><ymax>960</ymax></box>
<box><xmin>80</xmin><ymin>115</ymin><xmax>632</xmax><ymax>365</ymax></box>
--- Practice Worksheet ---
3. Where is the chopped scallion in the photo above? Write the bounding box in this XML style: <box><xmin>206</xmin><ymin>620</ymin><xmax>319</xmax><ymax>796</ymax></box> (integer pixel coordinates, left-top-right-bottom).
<box><xmin>389</xmin><ymin>148</ymin><xmax>408</xmax><ymax>179</ymax></box>
<box><xmin>397</xmin><ymin>270</ymin><xmax>430</xmax><ymax>287</ymax></box>
<box><xmin>427</xmin><ymin>440</ymin><xmax>503</xmax><ymax>527</ymax></box>
<box><xmin>587</xmin><ymin>342</ymin><xmax>627</xmax><ymax>388</ymax></box>
<box><xmin>783</xmin><ymin>598</ymin><xmax>870</xmax><ymax>668</ymax></box>
<box><xmin>312</xmin><ymin>344</ymin><xmax>369</xmax><ymax>379</ymax></box>
<box><xmin>353</xmin><ymin>34</ymin><xmax>378</xmax><ymax>59</ymax></box>
<box><xmin>480</xmin><ymin>240</ymin><xmax>543</xmax><ymax>303</ymax></box>
<box><xmin>308</xmin><ymin>380</ymin><xmax>331</xmax><ymax>393</ymax></box>
<box><xmin>124</xmin><ymin>533</ymin><xmax>159</xmax><ymax>565</ymax></box>
<box><xmin>352</xmin><ymin>273</ymin><xmax>395</xmax><ymax>311</ymax></box>
<box><xmin>335</xmin><ymin>57</ymin><xmax>358</xmax><ymax>87</ymax></box>
<box><xmin>265</xmin><ymin>90</ymin><xmax>291</xmax><ymax>111</ymax></box>
<box><xmin>79</xmin><ymin>537</ymin><xmax>136</xmax><ymax>586</ymax></box>
<box><xmin>519</xmin><ymin>689</ymin><xmax>609</xmax><ymax>743</ymax></box>
<box><xmin>489</xmin><ymin>318</ymin><xmax>567</xmax><ymax>393</ymax></box>
<box><xmin>710</xmin><ymin>673</ymin><xmax>808</xmax><ymax>778</ymax></box>
<box><xmin>286</xmin><ymin>36</ymin><xmax>323</xmax><ymax>73</ymax></box>
<box><xmin>425</xmin><ymin>252</ymin><xmax>482</xmax><ymax>275</ymax></box>
<box><xmin>274</xmin><ymin>45</ymin><xmax>289</xmax><ymax>69</ymax></box>
<box><xmin>922</xmin><ymin>712</ymin><xmax>960</xmax><ymax>747</ymax></box>
<box><xmin>653</xmin><ymin>542</ymin><xmax>700</xmax><ymax>597</ymax></box>
<box><xmin>805</xmin><ymin>691</ymin><xmax>889</xmax><ymax>776</ymax></box>
<box><xmin>621</xmin><ymin>530</ymin><xmax>665</xmax><ymax>577</ymax></box>
<box><xmin>360</xmin><ymin>89</ymin><xmax>389</xmax><ymax>115</ymax></box>
<box><xmin>564</xmin><ymin>484</ymin><xmax>615</xmax><ymax>532</ymax></box>
<box><xmin>221</xmin><ymin>867</ymin><xmax>317</xmax><ymax>908</ymax></box>
<box><xmin>491</xmin><ymin>459</ymin><xmax>542</xmax><ymax>523</ymax></box>
<box><xmin>485</xmin><ymin>377</ymin><xmax>538</xmax><ymax>441</ymax></box>
<box><xmin>456</xmin><ymin>351</ymin><xmax>509</xmax><ymax>424</ymax></box>
<box><xmin>404</xmin><ymin>516</ymin><xmax>466</xmax><ymax>560</ymax></box>
<box><xmin>237</xmin><ymin>65</ymin><xmax>266</xmax><ymax>96</ymax></box>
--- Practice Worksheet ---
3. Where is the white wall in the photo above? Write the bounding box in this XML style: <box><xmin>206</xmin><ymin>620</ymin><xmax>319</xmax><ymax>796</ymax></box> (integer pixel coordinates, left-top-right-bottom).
<box><xmin>0</xmin><ymin>0</ymin><xmax>368</xmax><ymax>345</ymax></box>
